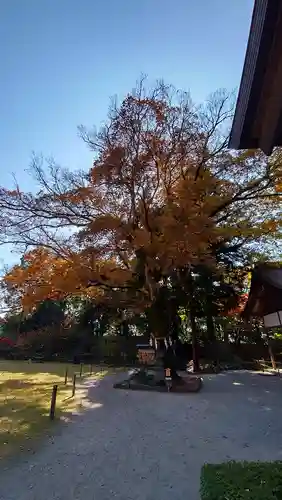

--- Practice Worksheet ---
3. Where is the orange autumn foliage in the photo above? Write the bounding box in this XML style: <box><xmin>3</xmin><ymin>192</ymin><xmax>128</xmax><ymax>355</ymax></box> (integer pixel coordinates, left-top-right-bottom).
<box><xmin>1</xmin><ymin>79</ymin><xmax>282</xmax><ymax>311</ymax></box>
<box><xmin>3</xmin><ymin>248</ymin><xmax>134</xmax><ymax>312</ymax></box>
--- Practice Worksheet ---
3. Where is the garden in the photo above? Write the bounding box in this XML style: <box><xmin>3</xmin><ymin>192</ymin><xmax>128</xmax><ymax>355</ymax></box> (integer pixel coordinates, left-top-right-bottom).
<box><xmin>0</xmin><ymin>360</ymin><xmax>105</xmax><ymax>461</ymax></box>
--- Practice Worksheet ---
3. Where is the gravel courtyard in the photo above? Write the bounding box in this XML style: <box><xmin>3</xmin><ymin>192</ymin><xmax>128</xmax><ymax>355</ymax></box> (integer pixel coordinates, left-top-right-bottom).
<box><xmin>1</xmin><ymin>370</ymin><xmax>282</xmax><ymax>500</ymax></box>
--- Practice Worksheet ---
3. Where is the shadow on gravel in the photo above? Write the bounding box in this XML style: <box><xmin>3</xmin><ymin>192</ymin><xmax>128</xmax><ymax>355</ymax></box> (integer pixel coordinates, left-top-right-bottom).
<box><xmin>2</xmin><ymin>369</ymin><xmax>282</xmax><ymax>500</ymax></box>
<box><xmin>2</xmin><ymin>370</ymin><xmax>282</xmax><ymax>471</ymax></box>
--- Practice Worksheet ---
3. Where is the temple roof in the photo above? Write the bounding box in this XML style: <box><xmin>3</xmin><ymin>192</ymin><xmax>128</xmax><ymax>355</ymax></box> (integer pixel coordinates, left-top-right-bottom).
<box><xmin>229</xmin><ymin>0</ymin><xmax>282</xmax><ymax>155</ymax></box>
<box><xmin>243</xmin><ymin>264</ymin><xmax>282</xmax><ymax>318</ymax></box>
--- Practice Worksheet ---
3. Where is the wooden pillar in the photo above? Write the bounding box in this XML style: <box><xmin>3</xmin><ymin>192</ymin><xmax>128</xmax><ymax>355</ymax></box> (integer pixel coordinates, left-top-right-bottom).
<box><xmin>265</xmin><ymin>329</ymin><xmax>277</xmax><ymax>371</ymax></box>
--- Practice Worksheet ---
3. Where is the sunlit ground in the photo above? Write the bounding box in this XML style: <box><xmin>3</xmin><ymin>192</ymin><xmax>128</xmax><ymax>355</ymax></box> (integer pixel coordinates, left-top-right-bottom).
<box><xmin>0</xmin><ymin>360</ymin><xmax>107</xmax><ymax>461</ymax></box>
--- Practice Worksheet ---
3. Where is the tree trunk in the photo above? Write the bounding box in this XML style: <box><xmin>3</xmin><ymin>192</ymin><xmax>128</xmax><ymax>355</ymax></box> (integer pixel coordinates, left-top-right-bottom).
<box><xmin>121</xmin><ymin>320</ymin><xmax>129</xmax><ymax>338</ymax></box>
<box><xmin>190</xmin><ymin>310</ymin><xmax>200</xmax><ymax>372</ymax></box>
<box><xmin>184</xmin><ymin>269</ymin><xmax>200</xmax><ymax>372</ymax></box>
<box><xmin>235</xmin><ymin>328</ymin><xmax>241</xmax><ymax>346</ymax></box>
<box><xmin>170</xmin><ymin>310</ymin><xmax>181</xmax><ymax>341</ymax></box>
<box><xmin>206</xmin><ymin>310</ymin><xmax>215</xmax><ymax>343</ymax></box>
<box><xmin>205</xmin><ymin>279</ymin><xmax>216</xmax><ymax>343</ymax></box>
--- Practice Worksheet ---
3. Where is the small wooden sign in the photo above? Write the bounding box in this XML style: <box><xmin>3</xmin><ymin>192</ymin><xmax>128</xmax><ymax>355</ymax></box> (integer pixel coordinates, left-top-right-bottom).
<box><xmin>165</xmin><ymin>368</ymin><xmax>172</xmax><ymax>392</ymax></box>
<box><xmin>137</xmin><ymin>348</ymin><xmax>155</xmax><ymax>365</ymax></box>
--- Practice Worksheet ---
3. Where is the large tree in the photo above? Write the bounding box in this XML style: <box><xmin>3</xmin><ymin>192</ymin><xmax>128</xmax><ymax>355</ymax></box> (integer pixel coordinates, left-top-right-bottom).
<box><xmin>1</xmin><ymin>79</ymin><xmax>282</xmax><ymax>348</ymax></box>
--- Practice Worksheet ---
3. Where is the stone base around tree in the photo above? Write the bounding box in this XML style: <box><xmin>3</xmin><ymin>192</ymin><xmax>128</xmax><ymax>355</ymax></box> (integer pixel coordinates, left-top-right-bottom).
<box><xmin>113</xmin><ymin>367</ymin><xmax>203</xmax><ymax>393</ymax></box>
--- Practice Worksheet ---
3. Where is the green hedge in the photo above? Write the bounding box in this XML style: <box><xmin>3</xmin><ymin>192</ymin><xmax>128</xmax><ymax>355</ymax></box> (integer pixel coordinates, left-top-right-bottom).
<box><xmin>201</xmin><ymin>461</ymin><xmax>282</xmax><ymax>500</ymax></box>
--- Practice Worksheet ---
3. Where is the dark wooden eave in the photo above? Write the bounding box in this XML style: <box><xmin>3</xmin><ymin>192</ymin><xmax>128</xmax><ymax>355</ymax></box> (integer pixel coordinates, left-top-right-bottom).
<box><xmin>243</xmin><ymin>264</ymin><xmax>282</xmax><ymax>319</ymax></box>
<box><xmin>229</xmin><ymin>0</ymin><xmax>282</xmax><ymax>155</ymax></box>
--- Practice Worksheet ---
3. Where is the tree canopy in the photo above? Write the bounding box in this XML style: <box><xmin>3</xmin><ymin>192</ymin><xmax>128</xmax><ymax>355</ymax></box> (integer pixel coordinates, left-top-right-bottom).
<box><xmin>1</xmin><ymin>78</ymin><xmax>282</xmax><ymax>343</ymax></box>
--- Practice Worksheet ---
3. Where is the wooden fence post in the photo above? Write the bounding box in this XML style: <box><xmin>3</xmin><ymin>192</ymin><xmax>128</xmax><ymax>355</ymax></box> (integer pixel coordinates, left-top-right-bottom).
<box><xmin>72</xmin><ymin>374</ymin><xmax>76</xmax><ymax>397</ymax></box>
<box><xmin>64</xmin><ymin>367</ymin><xmax>68</xmax><ymax>385</ymax></box>
<box><xmin>265</xmin><ymin>329</ymin><xmax>277</xmax><ymax>371</ymax></box>
<box><xmin>80</xmin><ymin>363</ymin><xmax>83</xmax><ymax>378</ymax></box>
<box><xmin>90</xmin><ymin>364</ymin><xmax>92</xmax><ymax>375</ymax></box>
<box><xmin>50</xmin><ymin>384</ymin><xmax>58</xmax><ymax>420</ymax></box>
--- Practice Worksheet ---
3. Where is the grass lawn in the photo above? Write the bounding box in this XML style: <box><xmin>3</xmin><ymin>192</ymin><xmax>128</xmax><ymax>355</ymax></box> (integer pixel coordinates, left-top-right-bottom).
<box><xmin>201</xmin><ymin>461</ymin><xmax>282</xmax><ymax>500</ymax></box>
<box><xmin>0</xmin><ymin>360</ymin><xmax>107</xmax><ymax>461</ymax></box>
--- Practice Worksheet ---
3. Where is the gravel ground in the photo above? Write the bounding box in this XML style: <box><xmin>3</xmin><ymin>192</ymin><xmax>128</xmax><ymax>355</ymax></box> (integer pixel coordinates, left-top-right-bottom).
<box><xmin>1</xmin><ymin>370</ymin><xmax>282</xmax><ymax>500</ymax></box>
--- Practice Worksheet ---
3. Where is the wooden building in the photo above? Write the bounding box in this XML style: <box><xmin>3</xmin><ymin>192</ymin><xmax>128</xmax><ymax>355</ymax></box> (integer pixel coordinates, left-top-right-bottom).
<box><xmin>243</xmin><ymin>264</ymin><xmax>282</xmax><ymax>327</ymax></box>
<box><xmin>229</xmin><ymin>0</ymin><xmax>282</xmax><ymax>155</ymax></box>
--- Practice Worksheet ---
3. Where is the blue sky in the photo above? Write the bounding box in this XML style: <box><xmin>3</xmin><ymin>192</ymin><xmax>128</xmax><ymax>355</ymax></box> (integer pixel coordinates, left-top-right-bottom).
<box><xmin>0</xmin><ymin>0</ymin><xmax>254</xmax><ymax>268</ymax></box>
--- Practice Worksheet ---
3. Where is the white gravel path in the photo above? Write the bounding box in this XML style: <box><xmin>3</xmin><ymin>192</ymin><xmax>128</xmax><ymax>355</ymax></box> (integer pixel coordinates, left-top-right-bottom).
<box><xmin>1</xmin><ymin>370</ymin><xmax>282</xmax><ymax>500</ymax></box>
